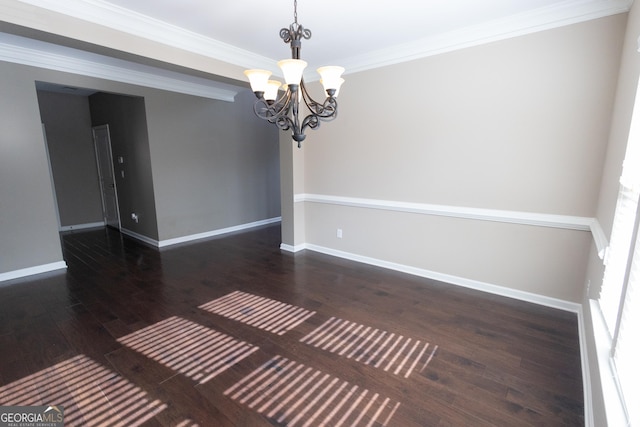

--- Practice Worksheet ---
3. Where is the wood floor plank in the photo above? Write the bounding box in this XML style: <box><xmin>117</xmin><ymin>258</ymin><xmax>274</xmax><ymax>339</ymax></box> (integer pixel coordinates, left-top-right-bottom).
<box><xmin>0</xmin><ymin>225</ymin><xmax>584</xmax><ymax>426</ymax></box>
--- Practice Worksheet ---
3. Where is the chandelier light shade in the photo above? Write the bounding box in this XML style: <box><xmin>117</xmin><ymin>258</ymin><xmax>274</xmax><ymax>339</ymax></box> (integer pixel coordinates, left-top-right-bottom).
<box><xmin>244</xmin><ymin>0</ymin><xmax>345</xmax><ymax>147</ymax></box>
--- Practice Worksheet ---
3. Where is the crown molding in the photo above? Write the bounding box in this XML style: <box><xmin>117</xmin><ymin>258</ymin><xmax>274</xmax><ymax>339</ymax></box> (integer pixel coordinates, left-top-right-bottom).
<box><xmin>12</xmin><ymin>0</ymin><xmax>633</xmax><ymax>77</ymax></box>
<box><xmin>340</xmin><ymin>0</ymin><xmax>633</xmax><ymax>74</ymax></box>
<box><xmin>14</xmin><ymin>0</ymin><xmax>275</xmax><ymax>71</ymax></box>
<box><xmin>5</xmin><ymin>0</ymin><xmax>632</xmax><ymax>81</ymax></box>
<box><xmin>0</xmin><ymin>32</ymin><xmax>239</xmax><ymax>101</ymax></box>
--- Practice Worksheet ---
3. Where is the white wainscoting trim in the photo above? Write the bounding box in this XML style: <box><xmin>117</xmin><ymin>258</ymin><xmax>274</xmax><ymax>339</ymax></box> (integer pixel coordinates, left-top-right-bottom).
<box><xmin>304</xmin><ymin>242</ymin><xmax>581</xmax><ymax>313</ymax></box>
<box><xmin>157</xmin><ymin>217</ymin><xmax>282</xmax><ymax>248</ymax></box>
<box><xmin>294</xmin><ymin>194</ymin><xmax>597</xmax><ymax>423</ymax></box>
<box><xmin>296</xmin><ymin>193</ymin><xmax>592</xmax><ymax>230</ymax></box>
<box><xmin>0</xmin><ymin>261</ymin><xmax>67</xmax><ymax>283</ymax></box>
<box><xmin>589</xmin><ymin>218</ymin><xmax>608</xmax><ymax>260</ymax></box>
<box><xmin>296</xmin><ymin>193</ymin><xmax>608</xmax><ymax>255</ymax></box>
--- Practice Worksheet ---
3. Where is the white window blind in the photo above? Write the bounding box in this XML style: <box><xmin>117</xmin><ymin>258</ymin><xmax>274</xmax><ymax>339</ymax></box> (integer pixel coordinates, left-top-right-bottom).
<box><xmin>600</xmin><ymin>92</ymin><xmax>640</xmax><ymax>334</ymax></box>
<box><xmin>597</xmin><ymin>74</ymin><xmax>640</xmax><ymax>426</ymax></box>
<box><xmin>612</xmin><ymin>221</ymin><xmax>640</xmax><ymax>426</ymax></box>
<box><xmin>599</xmin><ymin>182</ymin><xmax>639</xmax><ymax>335</ymax></box>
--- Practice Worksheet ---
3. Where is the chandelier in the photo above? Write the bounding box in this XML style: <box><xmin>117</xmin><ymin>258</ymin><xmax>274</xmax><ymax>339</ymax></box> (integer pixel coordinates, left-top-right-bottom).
<box><xmin>244</xmin><ymin>0</ymin><xmax>345</xmax><ymax>147</ymax></box>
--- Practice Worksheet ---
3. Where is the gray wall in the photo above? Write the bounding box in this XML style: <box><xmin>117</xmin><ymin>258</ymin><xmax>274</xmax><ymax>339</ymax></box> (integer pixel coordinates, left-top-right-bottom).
<box><xmin>0</xmin><ymin>62</ymin><xmax>63</xmax><ymax>273</ymax></box>
<box><xmin>37</xmin><ymin>90</ymin><xmax>103</xmax><ymax>228</ymax></box>
<box><xmin>144</xmin><ymin>89</ymin><xmax>280</xmax><ymax>241</ymax></box>
<box><xmin>0</xmin><ymin>61</ymin><xmax>280</xmax><ymax>277</ymax></box>
<box><xmin>89</xmin><ymin>92</ymin><xmax>159</xmax><ymax>239</ymax></box>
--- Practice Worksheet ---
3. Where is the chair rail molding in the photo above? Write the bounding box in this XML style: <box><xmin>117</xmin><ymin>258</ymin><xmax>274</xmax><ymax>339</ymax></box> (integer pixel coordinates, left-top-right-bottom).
<box><xmin>294</xmin><ymin>193</ymin><xmax>607</xmax><ymax>257</ymax></box>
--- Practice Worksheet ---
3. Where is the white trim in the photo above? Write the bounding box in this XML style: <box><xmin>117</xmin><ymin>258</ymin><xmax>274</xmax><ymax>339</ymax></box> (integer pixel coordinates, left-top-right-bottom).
<box><xmin>279</xmin><ymin>243</ymin><xmax>306</xmax><ymax>253</ymax></box>
<box><xmin>4</xmin><ymin>0</ymin><xmax>631</xmax><ymax>79</ymax></box>
<box><xmin>589</xmin><ymin>218</ymin><xmax>609</xmax><ymax>260</ymax></box>
<box><xmin>157</xmin><ymin>217</ymin><xmax>282</xmax><ymax>248</ymax></box>
<box><xmin>296</xmin><ymin>193</ymin><xmax>609</xmax><ymax>254</ymax></box>
<box><xmin>340</xmin><ymin>0</ymin><xmax>632</xmax><ymax>75</ymax></box>
<box><xmin>0</xmin><ymin>33</ymin><xmax>240</xmax><ymax>101</ymax></box>
<box><xmin>42</xmin><ymin>123</ymin><xmax>62</xmax><ymax>230</ymax></box>
<box><xmin>11</xmin><ymin>0</ymin><xmax>274</xmax><ymax>72</ymax></box>
<box><xmin>588</xmin><ymin>299</ymin><xmax>629</xmax><ymax>427</ymax></box>
<box><xmin>303</xmin><ymin>242</ymin><xmax>581</xmax><ymax>312</ymax></box>
<box><xmin>296</xmin><ymin>193</ymin><xmax>599</xmax><ymax>422</ymax></box>
<box><xmin>577</xmin><ymin>305</ymin><xmax>594</xmax><ymax>427</ymax></box>
<box><xmin>296</xmin><ymin>193</ymin><xmax>594</xmax><ymax>231</ymax></box>
<box><xmin>1</xmin><ymin>218</ymin><xmax>282</xmax><ymax>282</ymax></box>
<box><xmin>0</xmin><ymin>261</ymin><xmax>67</xmax><ymax>283</ymax></box>
<box><xmin>297</xmin><ymin>193</ymin><xmax>609</xmax><ymax>264</ymax></box>
<box><xmin>59</xmin><ymin>221</ymin><xmax>105</xmax><ymax>232</ymax></box>
<box><xmin>120</xmin><ymin>228</ymin><xmax>159</xmax><ymax>247</ymax></box>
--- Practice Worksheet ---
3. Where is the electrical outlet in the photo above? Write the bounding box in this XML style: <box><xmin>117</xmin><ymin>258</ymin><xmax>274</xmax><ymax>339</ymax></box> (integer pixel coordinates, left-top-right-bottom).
<box><xmin>337</xmin><ymin>228</ymin><xmax>343</xmax><ymax>238</ymax></box>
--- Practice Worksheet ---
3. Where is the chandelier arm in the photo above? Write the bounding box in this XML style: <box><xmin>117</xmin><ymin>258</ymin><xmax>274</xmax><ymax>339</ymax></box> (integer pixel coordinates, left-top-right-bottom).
<box><xmin>299</xmin><ymin>83</ymin><xmax>338</xmax><ymax>120</ymax></box>
<box><xmin>301</xmin><ymin>114</ymin><xmax>319</xmax><ymax>133</ymax></box>
<box><xmin>299</xmin><ymin>101</ymin><xmax>338</xmax><ymax>135</ymax></box>
<box><xmin>253</xmin><ymin>87</ymin><xmax>305</xmax><ymax>147</ymax></box>
<box><xmin>301</xmin><ymin>82</ymin><xmax>336</xmax><ymax>117</ymax></box>
<box><xmin>253</xmin><ymin>89</ymin><xmax>293</xmax><ymax>123</ymax></box>
<box><xmin>307</xmin><ymin>99</ymin><xmax>338</xmax><ymax>120</ymax></box>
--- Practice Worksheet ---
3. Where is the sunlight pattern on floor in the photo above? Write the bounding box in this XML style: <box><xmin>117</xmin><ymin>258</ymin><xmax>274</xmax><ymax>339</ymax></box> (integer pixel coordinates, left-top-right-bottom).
<box><xmin>300</xmin><ymin>317</ymin><xmax>438</xmax><ymax>378</ymax></box>
<box><xmin>224</xmin><ymin>355</ymin><xmax>400</xmax><ymax>427</ymax></box>
<box><xmin>0</xmin><ymin>354</ymin><xmax>166</xmax><ymax>426</ymax></box>
<box><xmin>199</xmin><ymin>291</ymin><xmax>316</xmax><ymax>335</ymax></box>
<box><xmin>118</xmin><ymin>316</ymin><xmax>258</xmax><ymax>384</ymax></box>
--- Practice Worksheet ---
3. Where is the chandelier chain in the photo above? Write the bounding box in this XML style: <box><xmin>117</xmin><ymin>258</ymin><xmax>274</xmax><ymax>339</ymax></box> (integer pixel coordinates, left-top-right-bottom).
<box><xmin>294</xmin><ymin>0</ymin><xmax>298</xmax><ymax>24</ymax></box>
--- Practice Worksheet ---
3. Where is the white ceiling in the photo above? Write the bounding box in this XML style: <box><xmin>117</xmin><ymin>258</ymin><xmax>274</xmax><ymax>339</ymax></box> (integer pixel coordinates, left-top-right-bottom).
<box><xmin>103</xmin><ymin>0</ymin><xmax>568</xmax><ymax>67</ymax></box>
<box><xmin>98</xmin><ymin>0</ymin><xmax>630</xmax><ymax>70</ymax></box>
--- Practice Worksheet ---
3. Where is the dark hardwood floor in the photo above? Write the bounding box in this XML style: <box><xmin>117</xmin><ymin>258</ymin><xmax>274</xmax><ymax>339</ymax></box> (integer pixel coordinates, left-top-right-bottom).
<box><xmin>0</xmin><ymin>224</ymin><xmax>584</xmax><ymax>426</ymax></box>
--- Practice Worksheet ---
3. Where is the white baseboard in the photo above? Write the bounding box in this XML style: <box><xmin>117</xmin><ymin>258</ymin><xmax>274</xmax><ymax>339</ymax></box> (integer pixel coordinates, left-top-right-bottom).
<box><xmin>303</xmin><ymin>242</ymin><xmax>581</xmax><ymax>312</ymax></box>
<box><xmin>120</xmin><ymin>228</ymin><xmax>159</xmax><ymax>247</ymax></box>
<box><xmin>0</xmin><ymin>261</ymin><xmax>67</xmax><ymax>283</ymax></box>
<box><xmin>3</xmin><ymin>218</ymin><xmax>282</xmax><ymax>283</ymax></box>
<box><xmin>279</xmin><ymin>243</ymin><xmax>306</xmax><ymax>253</ymax></box>
<box><xmin>157</xmin><ymin>217</ymin><xmax>282</xmax><ymax>248</ymax></box>
<box><xmin>120</xmin><ymin>217</ymin><xmax>283</xmax><ymax>248</ymax></box>
<box><xmin>59</xmin><ymin>221</ymin><xmax>105</xmax><ymax>232</ymax></box>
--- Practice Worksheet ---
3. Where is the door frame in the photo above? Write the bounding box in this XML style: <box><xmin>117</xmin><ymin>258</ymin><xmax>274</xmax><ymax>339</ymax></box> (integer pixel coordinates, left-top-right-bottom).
<box><xmin>42</xmin><ymin>123</ymin><xmax>62</xmax><ymax>231</ymax></box>
<box><xmin>92</xmin><ymin>124</ymin><xmax>121</xmax><ymax>230</ymax></box>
